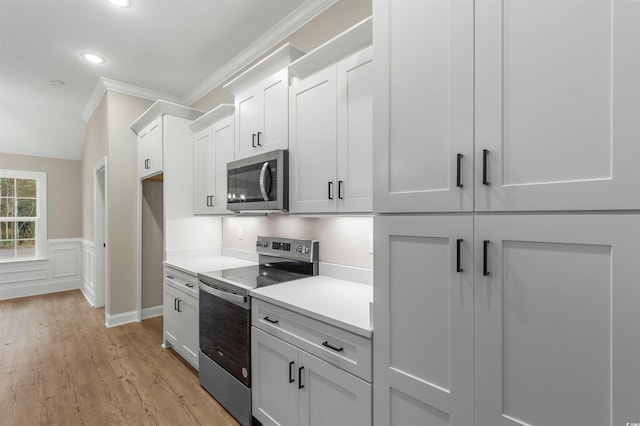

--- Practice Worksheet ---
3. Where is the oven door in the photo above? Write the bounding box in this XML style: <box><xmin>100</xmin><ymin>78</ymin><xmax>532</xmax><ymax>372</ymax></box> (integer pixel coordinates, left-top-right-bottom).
<box><xmin>199</xmin><ymin>281</ymin><xmax>251</xmax><ymax>386</ymax></box>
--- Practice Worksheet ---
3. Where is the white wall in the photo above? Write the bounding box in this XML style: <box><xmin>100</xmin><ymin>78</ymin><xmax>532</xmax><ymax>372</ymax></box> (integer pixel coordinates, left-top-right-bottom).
<box><xmin>222</xmin><ymin>215</ymin><xmax>373</xmax><ymax>270</ymax></box>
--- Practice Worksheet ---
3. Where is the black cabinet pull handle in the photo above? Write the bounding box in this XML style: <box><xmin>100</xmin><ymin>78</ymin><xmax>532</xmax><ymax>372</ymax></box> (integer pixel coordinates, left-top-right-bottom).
<box><xmin>177</xmin><ymin>299</ymin><xmax>182</xmax><ymax>312</ymax></box>
<box><xmin>257</xmin><ymin>131</ymin><xmax>262</xmax><ymax>146</ymax></box>
<box><xmin>166</xmin><ymin>275</ymin><xmax>174</xmax><ymax>279</ymax></box>
<box><xmin>298</xmin><ymin>366</ymin><xmax>304</xmax><ymax>389</ymax></box>
<box><xmin>263</xmin><ymin>316</ymin><xmax>279</xmax><ymax>324</ymax></box>
<box><xmin>289</xmin><ymin>361</ymin><xmax>295</xmax><ymax>383</ymax></box>
<box><xmin>456</xmin><ymin>154</ymin><xmax>463</xmax><ymax>188</ymax></box>
<box><xmin>322</xmin><ymin>341</ymin><xmax>344</xmax><ymax>352</ymax></box>
<box><xmin>456</xmin><ymin>239</ymin><xmax>463</xmax><ymax>273</ymax></box>
<box><xmin>338</xmin><ymin>181</ymin><xmax>344</xmax><ymax>199</ymax></box>
<box><xmin>482</xmin><ymin>149</ymin><xmax>490</xmax><ymax>185</ymax></box>
<box><xmin>483</xmin><ymin>240</ymin><xmax>490</xmax><ymax>276</ymax></box>
<box><xmin>328</xmin><ymin>181</ymin><xmax>334</xmax><ymax>200</ymax></box>
<box><xmin>252</xmin><ymin>133</ymin><xmax>256</xmax><ymax>148</ymax></box>
<box><xmin>174</xmin><ymin>298</ymin><xmax>178</xmax><ymax>311</ymax></box>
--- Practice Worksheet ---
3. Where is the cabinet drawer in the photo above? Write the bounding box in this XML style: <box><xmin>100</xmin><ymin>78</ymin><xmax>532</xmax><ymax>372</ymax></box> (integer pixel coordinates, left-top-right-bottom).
<box><xmin>252</xmin><ymin>299</ymin><xmax>372</xmax><ymax>382</ymax></box>
<box><xmin>164</xmin><ymin>266</ymin><xmax>198</xmax><ymax>298</ymax></box>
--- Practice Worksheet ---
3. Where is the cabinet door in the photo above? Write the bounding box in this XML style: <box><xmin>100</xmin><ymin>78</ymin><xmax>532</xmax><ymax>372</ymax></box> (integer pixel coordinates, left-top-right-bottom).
<box><xmin>474</xmin><ymin>214</ymin><xmax>640</xmax><ymax>426</ymax></box>
<box><xmin>252</xmin><ymin>327</ymin><xmax>300</xmax><ymax>426</ymax></box>
<box><xmin>212</xmin><ymin>115</ymin><xmax>235</xmax><ymax>214</ymax></box>
<box><xmin>475</xmin><ymin>0</ymin><xmax>640</xmax><ymax>211</ymax></box>
<box><xmin>193</xmin><ymin>128</ymin><xmax>215</xmax><ymax>214</ymax></box>
<box><xmin>235</xmin><ymin>90</ymin><xmax>259</xmax><ymax>160</ymax></box>
<box><xmin>138</xmin><ymin>130</ymin><xmax>149</xmax><ymax>178</ymax></box>
<box><xmin>259</xmin><ymin>68</ymin><xmax>290</xmax><ymax>153</ymax></box>
<box><xmin>373</xmin><ymin>0</ymin><xmax>474</xmax><ymax>213</ymax></box>
<box><xmin>145</xmin><ymin>117</ymin><xmax>163</xmax><ymax>177</ymax></box>
<box><xmin>163</xmin><ymin>285</ymin><xmax>180</xmax><ymax>348</ymax></box>
<box><xmin>374</xmin><ymin>215</ymin><xmax>474</xmax><ymax>426</ymax></box>
<box><xmin>299</xmin><ymin>351</ymin><xmax>371</xmax><ymax>426</ymax></box>
<box><xmin>336</xmin><ymin>47</ymin><xmax>373</xmax><ymax>213</ymax></box>
<box><xmin>179</xmin><ymin>293</ymin><xmax>199</xmax><ymax>369</ymax></box>
<box><xmin>289</xmin><ymin>66</ymin><xmax>338</xmax><ymax>213</ymax></box>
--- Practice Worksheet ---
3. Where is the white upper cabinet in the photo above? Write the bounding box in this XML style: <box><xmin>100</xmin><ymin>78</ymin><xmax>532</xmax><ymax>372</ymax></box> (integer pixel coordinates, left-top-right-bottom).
<box><xmin>189</xmin><ymin>104</ymin><xmax>235</xmax><ymax>215</ymax></box>
<box><xmin>475</xmin><ymin>0</ymin><xmax>640</xmax><ymax>211</ymax></box>
<box><xmin>131</xmin><ymin>100</ymin><xmax>204</xmax><ymax>182</ymax></box>
<box><xmin>137</xmin><ymin>117</ymin><xmax>163</xmax><ymax>179</ymax></box>
<box><xmin>289</xmin><ymin>18</ymin><xmax>373</xmax><ymax>213</ymax></box>
<box><xmin>374</xmin><ymin>0</ymin><xmax>640</xmax><ymax>213</ymax></box>
<box><xmin>224</xmin><ymin>44</ymin><xmax>305</xmax><ymax>161</ymax></box>
<box><xmin>289</xmin><ymin>66</ymin><xmax>338</xmax><ymax>213</ymax></box>
<box><xmin>373</xmin><ymin>1</ymin><xmax>474</xmax><ymax>213</ymax></box>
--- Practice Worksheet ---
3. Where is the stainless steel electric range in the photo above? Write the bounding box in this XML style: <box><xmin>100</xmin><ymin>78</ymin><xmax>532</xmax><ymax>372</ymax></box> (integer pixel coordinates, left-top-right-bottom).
<box><xmin>197</xmin><ymin>236</ymin><xmax>319</xmax><ymax>426</ymax></box>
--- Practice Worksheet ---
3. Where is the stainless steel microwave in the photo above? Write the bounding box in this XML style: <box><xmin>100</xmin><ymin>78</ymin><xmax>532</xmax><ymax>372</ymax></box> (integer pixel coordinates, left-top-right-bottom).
<box><xmin>227</xmin><ymin>150</ymin><xmax>289</xmax><ymax>212</ymax></box>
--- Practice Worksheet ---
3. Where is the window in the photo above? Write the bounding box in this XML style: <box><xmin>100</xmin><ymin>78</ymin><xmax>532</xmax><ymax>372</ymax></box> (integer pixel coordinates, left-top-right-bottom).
<box><xmin>0</xmin><ymin>170</ymin><xmax>47</xmax><ymax>261</ymax></box>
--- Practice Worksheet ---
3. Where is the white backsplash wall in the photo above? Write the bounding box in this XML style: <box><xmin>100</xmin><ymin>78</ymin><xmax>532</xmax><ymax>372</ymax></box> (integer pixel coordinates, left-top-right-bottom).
<box><xmin>165</xmin><ymin>216</ymin><xmax>222</xmax><ymax>260</ymax></box>
<box><xmin>222</xmin><ymin>215</ymin><xmax>373</xmax><ymax>270</ymax></box>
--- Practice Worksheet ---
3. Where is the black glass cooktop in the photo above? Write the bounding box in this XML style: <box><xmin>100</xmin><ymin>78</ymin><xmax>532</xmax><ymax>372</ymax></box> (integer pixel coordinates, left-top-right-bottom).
<box><xmin>198</xmin><ymin>261</ymin><xmax>313</xmax><ymax>296</ymax></box>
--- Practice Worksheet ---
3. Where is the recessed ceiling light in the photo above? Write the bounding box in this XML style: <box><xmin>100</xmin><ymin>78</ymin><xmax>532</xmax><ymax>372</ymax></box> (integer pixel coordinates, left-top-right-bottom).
<box><xmin>81</xmin><ymin>52</ymin><xmax>105</xmax><ymax>64</ymax></box>
<box><xmin>107</xmin><ymin>0</ymin><xmax>131</xmax><ymax>7</ymax></box>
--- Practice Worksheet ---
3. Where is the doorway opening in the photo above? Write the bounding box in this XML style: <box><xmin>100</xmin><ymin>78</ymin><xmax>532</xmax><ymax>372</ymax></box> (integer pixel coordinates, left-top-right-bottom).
<box><xmin>93</xmin><ymin>157</ymin><xmax>108</xmax><ymax>318</ymax></box>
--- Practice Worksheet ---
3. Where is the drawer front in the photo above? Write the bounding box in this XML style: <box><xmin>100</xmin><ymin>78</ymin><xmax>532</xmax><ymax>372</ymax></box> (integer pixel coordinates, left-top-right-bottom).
<box><xmin>252</xmin><ymin>299</ymin><xmax>372</xmax><ymax>382</ymax></box>
<box><xmin>164</xmin><ymin>266</ymin><xmax>198</xmax><ymax>298</ymax></box>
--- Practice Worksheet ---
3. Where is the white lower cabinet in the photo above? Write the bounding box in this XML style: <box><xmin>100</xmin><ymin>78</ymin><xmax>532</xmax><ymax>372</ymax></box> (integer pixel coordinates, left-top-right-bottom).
<box><xmin>163</xmin><ymin>267</ymin><xmax>199</xmax><ymax>369</ymax></box>
<box><xmin>373</xmin><ymin>215</ymin><xmax>474</xmax><ymax>426</ymax></box>
<box><xmin>374</xmin><ymin>214</ymin><xmax>640</xmax><ymax>426</ymax></box>
<box><xmin>251</xmin><ymin>297</ymin><xmax>372</xmax><ymax>426</ymax></box>
<box><xmin>252</xmin><ymin>327</ymin><xmax>371</xmax><ymax>426</ymax></box>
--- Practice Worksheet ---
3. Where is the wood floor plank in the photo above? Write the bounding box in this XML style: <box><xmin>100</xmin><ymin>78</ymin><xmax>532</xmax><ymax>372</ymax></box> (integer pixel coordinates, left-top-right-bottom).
<box><xmin>0</xmin><ymin>290</ymin><xmax>240</xmax><ymax>426</ymax></box>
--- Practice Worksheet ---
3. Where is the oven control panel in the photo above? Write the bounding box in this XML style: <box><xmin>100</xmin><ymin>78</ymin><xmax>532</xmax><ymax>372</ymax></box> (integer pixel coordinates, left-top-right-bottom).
<box><xmin>255</xmin><ymin>236</ymin><xmax>318</xmax><ymax>262</ymax></box>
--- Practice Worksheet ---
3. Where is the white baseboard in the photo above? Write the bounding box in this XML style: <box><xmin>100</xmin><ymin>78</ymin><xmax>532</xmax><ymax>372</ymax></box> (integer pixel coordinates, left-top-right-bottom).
<box><xmin>80</xmin><ymin>283</ymin><xmax>95</xmax><ymax>307</ymax></box>
<box><xmin>105</xmin><ymin>310</ymin><xmax>138</xmax><ymax>328</ymax></box>
<box><xmin>105</xmin><ymin>305</ymin><xmax>163</xmax><ymax>328</ymax></box>
<box><xmin>142</xmin><ymin>304</ymin><xmax>163</xmax><ymax>320</ymax></box>
<box><xmin>0</xmin><ymin>277</ymin><xmax>81</xmax><ymax>300</ymax></box>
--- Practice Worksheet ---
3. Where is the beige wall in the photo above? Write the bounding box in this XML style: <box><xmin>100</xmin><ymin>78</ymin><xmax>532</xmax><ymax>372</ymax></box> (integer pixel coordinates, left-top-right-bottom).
<box><xmin>106</xmin><ymin>91</ymin><xmax>154</xmax><ymax>315</ymax></box>
<box><xmin>0</xmin><ymin>153</ymin><xmax>82</xmax><ymax>239</ymax></box>
<box><xmin>141</xmin><ymin>180</ymin><xmax>163</xmax><ymax>310</ymax></box>
<box><xmin>223</xmin><ymin>216</ymin><xmax>373</xmax><ymax>270</ymax></box>
<box><xmin>81</xmin><ymin>95</ymin><xmax>108</xmax><ymax>241</ymax></box>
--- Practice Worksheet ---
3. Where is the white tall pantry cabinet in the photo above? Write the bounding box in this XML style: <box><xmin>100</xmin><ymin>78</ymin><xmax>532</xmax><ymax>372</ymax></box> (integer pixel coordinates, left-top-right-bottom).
<box><xmin>373</xmin><ymin>1</ymin><xmax>640</xmax><ymax>426</ymax></box>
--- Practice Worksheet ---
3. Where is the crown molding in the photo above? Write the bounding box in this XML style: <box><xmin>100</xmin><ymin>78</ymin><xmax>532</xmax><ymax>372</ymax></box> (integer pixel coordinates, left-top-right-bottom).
<box><xmin>81</xmin><ymin>77</ymin><xmax>181</xmax><ymax>122</ymax></box>
<box><xmin>181</xmin><ymin>0</ymin><xmax>338</xmax><ymax>106</ymax></box>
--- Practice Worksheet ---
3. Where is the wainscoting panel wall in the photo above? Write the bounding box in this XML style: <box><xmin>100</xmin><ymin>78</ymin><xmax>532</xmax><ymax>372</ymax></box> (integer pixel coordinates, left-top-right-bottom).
<box><xmin>0</xmin><ymin>239</ymin><xmax>84</xmax><ymax>301</ymax></box>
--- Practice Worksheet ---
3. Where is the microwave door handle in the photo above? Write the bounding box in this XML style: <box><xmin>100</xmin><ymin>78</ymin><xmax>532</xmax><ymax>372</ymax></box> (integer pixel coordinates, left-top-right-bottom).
<box><xmin>259</xmin><ymin>161</ymin><xmax>270</xmax><ymax>201</ymax></box>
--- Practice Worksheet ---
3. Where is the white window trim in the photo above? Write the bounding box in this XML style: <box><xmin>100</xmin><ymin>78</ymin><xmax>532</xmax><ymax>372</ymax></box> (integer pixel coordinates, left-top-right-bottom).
<box><xmin>0</xmin><ymin>169</ymin><xmax>48</xmax><ymax>262</ymax></box>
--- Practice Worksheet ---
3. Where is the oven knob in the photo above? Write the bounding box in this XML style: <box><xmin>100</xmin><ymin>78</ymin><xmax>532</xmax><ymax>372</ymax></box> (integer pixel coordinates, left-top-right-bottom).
<box><xmin>304</xmin><ymin>246</ymin><xmax>310</xmax><ymax>253</ymax></box>
<box><xmin>242</xmin><ymin>368</ymin><xmax>248</xmax><ymax>378</ymax></box>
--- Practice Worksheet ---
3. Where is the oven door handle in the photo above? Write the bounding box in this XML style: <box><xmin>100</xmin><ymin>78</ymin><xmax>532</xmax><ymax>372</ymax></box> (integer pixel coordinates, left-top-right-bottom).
<box><xmin>199</xmin><ymin>282</ymin><xmax>247</xmax><ymax>305</ymax></box>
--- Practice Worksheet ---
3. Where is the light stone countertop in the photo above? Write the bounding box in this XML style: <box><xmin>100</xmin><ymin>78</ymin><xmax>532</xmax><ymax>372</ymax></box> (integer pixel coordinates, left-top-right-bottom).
<box><xmin>250</xmin><ymin>275</ymin><xmax>373</xmax><ymax>338</ymax></box>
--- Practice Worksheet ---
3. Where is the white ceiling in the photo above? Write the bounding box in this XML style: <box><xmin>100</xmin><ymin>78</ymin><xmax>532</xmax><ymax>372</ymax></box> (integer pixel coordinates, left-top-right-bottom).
<box><xmin>0</xmin><ymin>0</ymin><xmax>330</xmax><ymax>161</ymax></box>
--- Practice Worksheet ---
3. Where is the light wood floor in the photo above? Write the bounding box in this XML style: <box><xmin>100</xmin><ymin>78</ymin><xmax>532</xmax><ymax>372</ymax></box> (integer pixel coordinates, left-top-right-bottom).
<box><xmin>0</xmin><ymin>290</ymin><xmax>240</xmax><ymax>426</ymax></box>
